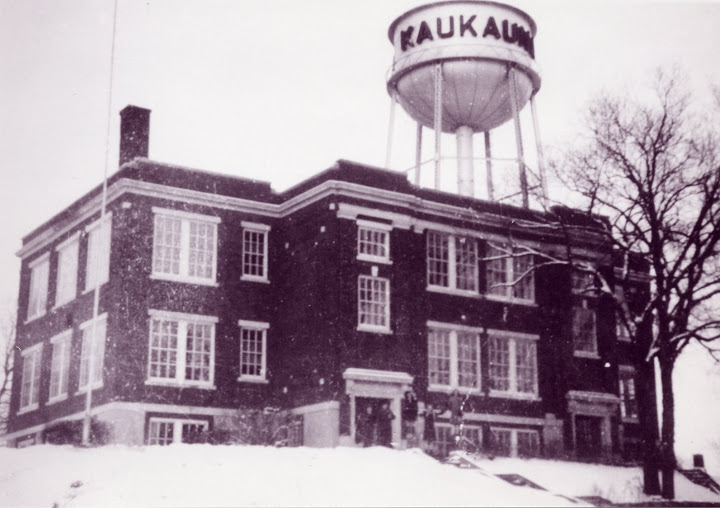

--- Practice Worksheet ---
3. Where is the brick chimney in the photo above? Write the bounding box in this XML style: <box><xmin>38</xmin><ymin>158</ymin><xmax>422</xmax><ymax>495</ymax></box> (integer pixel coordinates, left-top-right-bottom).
<box><xmin>119</xmin><ymin>105</ymin><xmax>151</xmax><ymax>167</ymax></box>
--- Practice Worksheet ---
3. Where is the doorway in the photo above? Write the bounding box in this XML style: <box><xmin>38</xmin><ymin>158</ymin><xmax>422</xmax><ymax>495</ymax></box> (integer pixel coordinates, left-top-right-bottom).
<box><xmin>355</xmin><ymin>397</ymin><xmax>391</xmax><ymax>446</ymax></box>
<box><xmin>575</xmin><ymin>415</ymin><xmax>602</xmax><ymax>459</ymax></box>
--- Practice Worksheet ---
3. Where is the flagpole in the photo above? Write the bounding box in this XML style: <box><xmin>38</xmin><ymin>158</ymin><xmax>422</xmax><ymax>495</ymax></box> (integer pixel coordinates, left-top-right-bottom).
<box><xmin>82</xmin><ymin>0</ymin><xmax>119</xmax><ymax>446</ymax></box>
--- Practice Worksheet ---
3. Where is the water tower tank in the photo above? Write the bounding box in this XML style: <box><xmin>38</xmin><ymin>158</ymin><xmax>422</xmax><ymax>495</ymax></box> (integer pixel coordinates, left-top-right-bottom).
<box><xmin>387</xmin><ymin>1</ymin><xmax>541</xmax><ymax>133</ymax></box>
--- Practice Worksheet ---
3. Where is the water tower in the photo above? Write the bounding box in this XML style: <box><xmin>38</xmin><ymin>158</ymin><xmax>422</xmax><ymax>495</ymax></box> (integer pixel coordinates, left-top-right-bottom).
<box><xmin>386</xmin><ymin>0</ymin><xmax>547</xmax><ymax>207</ymax></box>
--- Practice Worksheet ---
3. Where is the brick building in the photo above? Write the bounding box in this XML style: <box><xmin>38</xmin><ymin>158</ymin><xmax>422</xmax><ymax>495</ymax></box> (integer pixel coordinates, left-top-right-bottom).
<box><xmin>4</xmin><ymin>106</ymin><xmax>656</xmax><ymax>460</ymax></box>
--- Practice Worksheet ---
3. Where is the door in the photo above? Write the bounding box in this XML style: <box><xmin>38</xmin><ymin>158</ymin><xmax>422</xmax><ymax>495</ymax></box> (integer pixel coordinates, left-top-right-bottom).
<box><xmin>575</xmin><ymin>415</ymin><xmax>602</xmax><ymax>459</ymax></box>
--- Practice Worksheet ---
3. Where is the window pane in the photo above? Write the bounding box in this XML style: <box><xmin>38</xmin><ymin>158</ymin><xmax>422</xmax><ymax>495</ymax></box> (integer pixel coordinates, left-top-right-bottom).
<box><xmin>358</xmin><ymin>227</ymin><xmax>388</xmax><ymax>259</ymax></box>
<box><xmin>56</xmin><ymin>241</ymin><xmax>79</xmax><ymax>305</ymax></box>
<box><xmin>185</xmin><ymin>323</ymin><xmax>212</xmax><ymax>382</ymax></box>
<box><xmin>517</xmin><ymin>431</ymin><xmax>540</xmax><ymax>457</ymax></box>
<box><xmin>86</xmin><ymin>218</ymin><xmax>112</xmax><ymax>290</ymax></box>
<box><xmin>428</xmin><ymin>329</ymin><xmax>451</xmax><ymax>386</ymax></box>
<box><xmin>80</xmin><ymin>320</ymin><xmax>106</xmax><ymax>389</ymax></box>
<box><xmin>427</xmin><ymin>232</ymin><xmax>449</xmax><ymax>287</ymax></box>
<box><xmin>513</xmin><ymin>254</ymin><xmax>534</xmax><ymax>300</ymax></box>
<box><xmin>457</xmin><ymin>332</ymin><xmax>479</xmax><ymax>388</ymax></box>
<box><xmin>455</xmin><ymin>237</ymin><xmax>478</xmax><ymax>291</ymax></box>
<box><xmin>243</xmin><ymin>229</ymin><xmax>266</xmax><ymax>278</ymax></box>
<box><xmin>188</xmin><ymin>221</ymin><xmax>215</xmax><ymax>279</ymax></box>
<box><xmin>488</xmin><ymin>337</ymin><xmax>510</xmax><ymax>391</ymax></box>
<box><xmin>153</xmin><ymin>216</ymin><xmax>181</xmax><ymax>276</ymax></box>
<box><xmin>240</xmin><ymin>328</ymin><xmax>265</xmax><ymax>377</ymax></box>
<box><xmin>149</xmin><ymin>318</ymin><xmax>179</xmax><ymax>379</ymax></box>
<box><xmin>492</xmin><ymin>429</ymin><xmax>512</xmax><ymax>456</ymax></box>
<box><xmin>358</xmin><ymin>276</ymin><xmax>389</xmax><ymax>328</ymax></box>
<box><xmin>49</xmin><ymin>338</ymin><xmax>70</xmax><ymax>399</ymax></box>
<box><xmin>486</xmin><ymin>245</ymin><xmax>509</xmax><ymax>297</ymax></box>
<box><xmin>516</xmin><ymin>340</ymin><xmax>537</xmax><ymax>394</ymax></box>
<box><xmin>28</xmin><ymin>260</ymin><xmax>49</xmax><ymax>319</ymax></box>
<box><xmin>573</xmin><ymin>306</ymin><xmax>597</xmax><ymax>353</ymax></box>
<box><xmin>620</xmin><ymin>371</ymin><xmax>638</xmax><ymax>418</ymax></box>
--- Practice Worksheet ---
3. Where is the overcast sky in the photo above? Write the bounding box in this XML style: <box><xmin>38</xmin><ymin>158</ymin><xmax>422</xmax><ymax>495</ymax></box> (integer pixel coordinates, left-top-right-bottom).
<box><xmin>1</xmin><ymin>0</ymin><xmax>719</xmax><ymax>464</ymax></box>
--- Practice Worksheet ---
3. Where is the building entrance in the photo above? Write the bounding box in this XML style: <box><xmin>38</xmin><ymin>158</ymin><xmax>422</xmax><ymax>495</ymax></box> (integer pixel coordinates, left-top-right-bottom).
<box><xmin>343</xmin><ymin>368</ymin><xmax>413</xmax><ymax>448</ymax></box>
<box><xmin>355</xmin><ymin>397</ymin><xmax>391</xmax><ymax>447</ymax></box>
<box><xmin>575</xmin><ymin>415</ymin><xmax>602</xmax><ymax>459</ymax></box>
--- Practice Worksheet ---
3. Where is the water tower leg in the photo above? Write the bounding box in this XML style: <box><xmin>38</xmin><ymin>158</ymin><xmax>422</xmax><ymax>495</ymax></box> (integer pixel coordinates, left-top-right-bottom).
<box><xmin>415</xmin><ymin>122</ymin><xmax>423</xmax><ymax>186</ymax></box>
<box><xmin>456</xmin><ymin>126</ymin><xmax>474</xmax><ymax>197</ymax></box>
<box><xmin>385</xmin><ymin>92</ymin><xmax>397</xmax><ymax>169</ymax></box>
<box><xmin>433</xmin><ymin>63</ymin><xmax>443</xmax><ymax>190</ymax></box>
<box><xmin>484</xmin><ymin>131</ymin><xmax>494</xmax><ymax>201</ymax></box>
<box><xmin>509</xmin><ymin>65</ymin><xmax>529</xmax><ymax>208</ymax></box>
<box><xmin>530</xmin><ymin>95</ymin><xmax>549</xmax><ymax>204</ymax></box>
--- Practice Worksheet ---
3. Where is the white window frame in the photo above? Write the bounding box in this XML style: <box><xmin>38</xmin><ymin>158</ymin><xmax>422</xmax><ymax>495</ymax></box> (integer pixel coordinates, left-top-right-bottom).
<box><xmin>427</xmin><ymin>232</ymin><xmax>479</xmax><ymax>296</ymax></box>
<box><xmin>572</xmin><ymin>299</ymin><xmax>599</xmax><ymax>358</ymax></box>
<box><xmin>48</xmin><ymin>330</ymin><xmax>72</xmax><ymax>404</ymax></box>
<box><xmin>619</xmin><ymin>365</ymin><xmax>639</xmax><ymax>422</ymax></box>
<box><xmin>490</xmin><ymin>426</ymin><xmax>541</xmax><ymax>457</ymax></box>
<box><xmin>147</xmin><ymin>417</ymin><xmax>209</xmax><ymax>445</ymax></box>
<box><xmin>54</xmin><ymin>233</ymin><xmax>80</xmax><ymax>308</ymax></box>
<box><xmin>77</xmin><ymin>313</ymin><xmax>107</xmax><ymax>393</ymax></box>
<box><xmin>241</xmin><ymin>221</ymin><xmax>270</xmax><ymax>283</ymax></box>
<box><xmin>357</xmin><ymin>220</ymin><xmax>392</xmax><ymax>264</ymax></box>
<box><xmin>27</xmin><ymin>252</ymin><xmax>50</xmax><ymax>321</ymax></box>
<box><xmin>487</xmin><ymin>329</ymin><xmax>539</xmax><ymax>400</ymax></box>
<box><xmin>146</xmin><ymin>309</ymin><xmax>218</xmax><ymax>389</ymax></box>
<box><xmin>357</xmin><ymin>275</ymin><xmax>391</xmax><ymax>333</ymax></box>
<box><xmin>485</xmin><ymin>244</ymin><xmax>535</xmax><ymax>304</ymax></box>
<box><xmin>18</xmin><ymin>343</ymin><xmax>43</xmax><ymax>414</ymax></box>
<box><xmin>84</xmin><ymin>213</ymin><xmax>113</xmax><ymax>292</ymax></box>
<box><xmin>151</xmin><ymin>208</ymin><xmax>220</xmax><ymax>286</ymax></box>
<box><xmin>237</xmin><ymin>320</ymin><xmax>269</xmax><ymax>383</ymax></box>
<box><xmin>427</xmin><ymin>321</ymin><xmax>482</xmax><ymax>394</ymax></box>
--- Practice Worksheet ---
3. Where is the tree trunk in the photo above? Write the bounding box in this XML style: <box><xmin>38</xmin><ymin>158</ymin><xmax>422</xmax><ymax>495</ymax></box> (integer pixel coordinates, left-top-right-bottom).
<box><xmin>638</xmin><ymin>358</ymin><xmax>661</xmax><ymax>495</ymax></box>
<box><xmin>659</xmin><ymin>357</ymin><xmax>676</xmax><ymax>500</ymax></box>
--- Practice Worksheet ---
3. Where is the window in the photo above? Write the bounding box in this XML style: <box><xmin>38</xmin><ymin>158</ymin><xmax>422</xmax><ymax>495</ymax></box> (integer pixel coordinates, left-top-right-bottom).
<box><xmin>152</xmin><ymin>208</ymin><xmax>219</xmax><ymax>285</ymax></box>
<box><xmin>55</xmin><ymin>234</ymin><xmax>79</xmax><ymax>307</ymax></box>
<box><xmin>486</xmin><ymin>244</ymin><xmax>534</xmax><ymax>302</ymax></box>
<box><xmin>427</xmin><ymin>232</ymin><xmax>478</xmax><ymax>293</ymax></box>
<box><xmin>358</xmin><ymin>275</ymin><xmax>390</xmax><ymax>332</ymax></box>
<box><xmin>242</xmin><ymin>222</ymin><xmax>270</xmax><ymax>282</ymax></box>
<box><xmin>573</xmin><ymin>300</ymin><xmax>598</xmax><ymax>357</ymax></box>
<box><xmin>147</xmin><ymin>418</ymin><xmax>209</xmax><ymax>445</ymax></box>
<box><xmin>619</xmin><ymin>366</ymin><xmax>638</xmax><ymax>421</ymax></box>
<box><xmin>19</xmin><ymin>344</ymin><xmax>42</xmax><ymax>413</ymax></box>
<box><xmin>488</xmin><ymin>330</ymin><xmax>538</xmax><ymax>398</ymax></box>
<box><xmin>427</xmin><ymin>323</ymin><xmax>481</xmax><ymax>392</ymax></box>
<box><xmin>615</xmin><ymin>286</ymin><xmax>631</xmax><ymax>342</ymax></box>
<box><xmin>238</xmin><ymin>320</ymin><xmax>269</xmax><ymax>383</ymax></box>
<box><xmin>147</xmin><ymin>310</ymin><xmax>217</xmax><ymax>388</ymax></box>
<box><xmin>78</xmin><ymin>315</ymin><xmax>107</xmax><ymax>392</ymax></box>
<box><xmin>48</xmin><ymin>331</ymin><xmax>72</xmax><ymax>403</ymax></box>
<box><xmin>85</xmin><ymin>214</ymin><xmax>112</xmax><ymax>291</ymax></box>
<box><xmin>491</xmin><ymin>427</ymin><xmax>540</xmax><ymax>457</ymax></box>
<box><xmin>436</xmin><ymin>424</ymin><xmax>482</xmax><ymax>457</ymax></box>
<box><xmin>27</xmin><ymin>253</ymin><xmax>49</xmax><ymax>320</ymax></box>
<box><xmin>357</xmin><ymin>221</ymin><xmax>391</xmax><ymax>263</ymax></box>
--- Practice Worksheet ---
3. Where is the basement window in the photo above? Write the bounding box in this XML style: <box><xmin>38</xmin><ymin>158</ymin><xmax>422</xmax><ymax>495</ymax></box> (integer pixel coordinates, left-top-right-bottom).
<box><xmin>147</xmin><ymin>417</ymin><xmax>209</xmax><ymax>445</ymax></box>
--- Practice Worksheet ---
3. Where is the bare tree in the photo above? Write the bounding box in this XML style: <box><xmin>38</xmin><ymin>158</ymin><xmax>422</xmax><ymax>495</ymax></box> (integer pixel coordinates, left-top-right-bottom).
<box><xmin>550</xmin><ymin>68</ymin><xmax>720</xmax><ymax>499</ymax></box>
<box><xmin>0</xmin><ymin>308</ymin><xmax>16</xmax><ymax>436</ymax></box>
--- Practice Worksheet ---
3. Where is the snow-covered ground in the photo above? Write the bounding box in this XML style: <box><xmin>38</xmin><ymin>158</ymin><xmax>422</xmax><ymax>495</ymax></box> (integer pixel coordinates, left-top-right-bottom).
<box><xmin>1</xmin><ymin>445</ymin><xmax>719</xmax><ymax>508</ymax></box>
